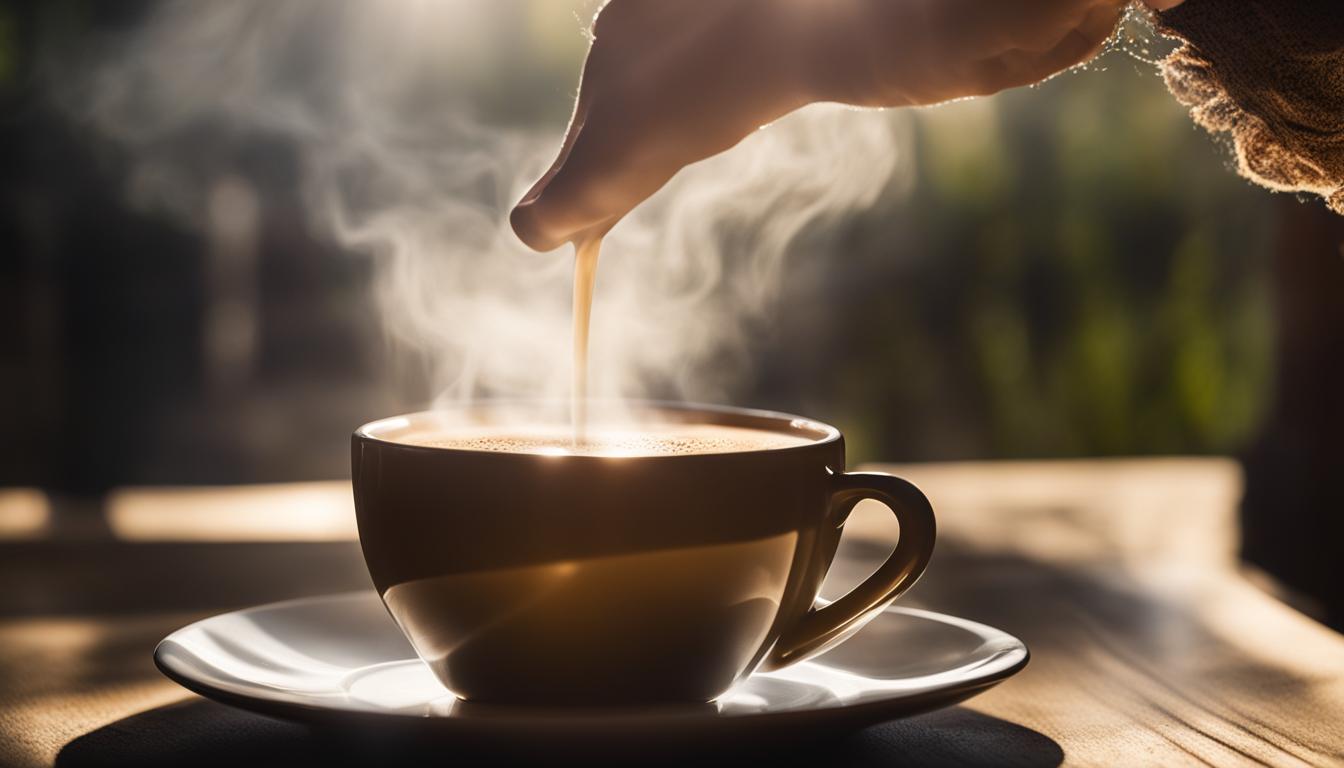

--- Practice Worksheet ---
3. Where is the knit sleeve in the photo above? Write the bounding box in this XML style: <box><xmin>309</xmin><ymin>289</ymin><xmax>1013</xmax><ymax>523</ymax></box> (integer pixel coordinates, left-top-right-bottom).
<box><xmin>1156</xmin><ymin>0</ymin><xmax>1344</xmax><ymax>214</ymax></box>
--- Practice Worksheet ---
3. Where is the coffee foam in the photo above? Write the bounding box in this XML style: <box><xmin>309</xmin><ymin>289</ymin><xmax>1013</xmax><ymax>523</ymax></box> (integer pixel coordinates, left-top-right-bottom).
<box><xmin>398</xmin><ymin>423</ymin><xmax>812</xmax><ymax>457</ymax></box>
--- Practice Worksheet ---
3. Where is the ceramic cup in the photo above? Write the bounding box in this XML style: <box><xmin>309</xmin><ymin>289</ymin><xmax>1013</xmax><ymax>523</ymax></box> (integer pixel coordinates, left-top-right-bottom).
<box><xmin>352</xmin><ymin>402</ymin><xmax>935</xmax><ymax>707</ymax></box>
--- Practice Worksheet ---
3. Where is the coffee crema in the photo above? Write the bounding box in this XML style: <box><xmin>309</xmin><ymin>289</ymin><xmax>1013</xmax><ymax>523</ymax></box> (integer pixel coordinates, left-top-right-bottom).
<box><xmin>398</xmin><ymin>423</ymin><xmax>812</xmax><ymax>457</ymax></box>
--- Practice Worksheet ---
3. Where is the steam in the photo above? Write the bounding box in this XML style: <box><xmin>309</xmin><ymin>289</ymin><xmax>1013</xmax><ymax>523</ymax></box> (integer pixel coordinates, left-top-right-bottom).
<box><xmin>56</xmin><ymin>0</ymin><xmax>913</xmax><ymax>411</ymax></box>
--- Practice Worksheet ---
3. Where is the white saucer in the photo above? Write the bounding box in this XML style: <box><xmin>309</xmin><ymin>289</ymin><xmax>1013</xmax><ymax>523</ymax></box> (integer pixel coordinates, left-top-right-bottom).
<box><xmin>155</xmin><ymin>592</ymin><xmax>1027</xmax><ymax>741</ymax></box>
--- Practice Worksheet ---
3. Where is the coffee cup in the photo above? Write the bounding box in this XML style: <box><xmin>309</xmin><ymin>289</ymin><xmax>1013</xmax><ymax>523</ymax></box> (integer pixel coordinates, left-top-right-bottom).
<box><xmin>352</xmin><ymin>402</ymin><xmax>935</xmax><ymax>707</ymax></box>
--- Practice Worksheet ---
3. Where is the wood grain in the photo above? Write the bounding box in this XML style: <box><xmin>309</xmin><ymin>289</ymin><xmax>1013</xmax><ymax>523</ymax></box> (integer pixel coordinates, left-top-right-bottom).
<box><xmin>0</xmin><ymin>459</ymin><xmax>1341</xmax><ymax>767</ymax></box>
<box><xmin>846</xmin><ymin>459</ymin><xmax>1344</xmax><ymax>767</ymax></box>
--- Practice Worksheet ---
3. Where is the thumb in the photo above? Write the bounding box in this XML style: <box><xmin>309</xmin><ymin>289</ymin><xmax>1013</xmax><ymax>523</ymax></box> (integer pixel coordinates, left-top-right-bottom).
<box><xmin>510</xmin><ymin>112</ymin><xmax>586</xmax><ymax>252</ymax></box>
<box><xmin>509</xmin><ymin>174</ymin><xmax>566</xmax><ymax>254</ymax></box>
<box><xmin>510</xmin><ymin>108</ymin><xmax>624</xmax><ymax>252</ymax></box>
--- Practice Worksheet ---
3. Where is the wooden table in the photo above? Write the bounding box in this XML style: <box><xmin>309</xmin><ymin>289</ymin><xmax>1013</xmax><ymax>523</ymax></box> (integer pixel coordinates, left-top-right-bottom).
<box><xmin>1</xmin><ymin>459</ymin><xmax>1342</xmax><ymax>767</ymax></box>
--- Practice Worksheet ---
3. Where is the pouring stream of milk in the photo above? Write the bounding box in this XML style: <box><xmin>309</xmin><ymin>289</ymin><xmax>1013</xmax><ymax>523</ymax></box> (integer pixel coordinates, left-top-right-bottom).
<box><xmin>571</xmin><ymin>232</ymin><xmax>603</xmax><ymax>445</ymax></box>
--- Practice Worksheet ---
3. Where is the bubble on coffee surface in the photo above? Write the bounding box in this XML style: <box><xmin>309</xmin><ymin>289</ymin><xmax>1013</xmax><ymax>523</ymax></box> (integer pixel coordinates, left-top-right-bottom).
<box><xmin>401</xmin><ymin>423</ymin><xmax>811</xmax><ymax>457</ymax></box>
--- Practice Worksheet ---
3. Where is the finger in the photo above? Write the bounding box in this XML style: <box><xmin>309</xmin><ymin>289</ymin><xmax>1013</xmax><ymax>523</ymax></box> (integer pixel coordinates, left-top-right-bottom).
<box><xmin>1043</xmin><ymin>0</ymin><xmax>1125</xmax><ymax>69</ymax></box>
<box><xmin>518</xmin><ymin>107</ymin><xmax>585</xmax><ymax>210</ymax></box>
<box><xmin>1012</xmin><ymin>0</ymin><xmax>1123</xmax><ymax>86</ymax></box>
<box><xmin>1144</xmin><ymin>0</ymin><xmax>1185</xmax><ymax>10</ymax></box>
<box><xmin>512</xmin><ymin>64</ymin><xmax>602</xmax><ymax>250</ymax></box>
<box><xmin>510</xmin><ymin>103</ymin><xmax>633</xmax><ymax>252</ymax></box>
<box><xmin>980</xmin><ymin>0</ymin><xmax>1121</xmax><ymax>52</ymax></box>
<box><xmin>511</xmin><ymin>121</ymin><xmax>594</xmax><ymax>252</ymax></box>
<box><xmin>512</xmin><ymin>2</ymin><xmax>626</xmax><ymax>250</ymax></box>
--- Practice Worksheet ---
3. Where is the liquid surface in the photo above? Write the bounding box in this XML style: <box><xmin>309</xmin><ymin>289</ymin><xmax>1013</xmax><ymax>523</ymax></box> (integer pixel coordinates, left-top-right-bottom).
<box><xmin>399</xmin><ymin>422</ymin><xmax>812</xmax><ymax>457</ymax></box>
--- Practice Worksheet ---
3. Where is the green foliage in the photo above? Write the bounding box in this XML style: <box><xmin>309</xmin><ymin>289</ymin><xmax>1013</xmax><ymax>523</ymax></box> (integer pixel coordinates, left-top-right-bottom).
<box><xmin>812</xmin><ymin>61</ymin><xmax>1275</xmax><ymax>462</ymax></box>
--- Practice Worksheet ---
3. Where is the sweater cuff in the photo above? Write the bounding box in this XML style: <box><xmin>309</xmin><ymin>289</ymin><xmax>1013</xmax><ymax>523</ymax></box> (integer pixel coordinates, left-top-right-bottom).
<box><xmin>1156</xmin><ymin>0</ymin><xmax>1344</xmax><ymax>213</ymax></box>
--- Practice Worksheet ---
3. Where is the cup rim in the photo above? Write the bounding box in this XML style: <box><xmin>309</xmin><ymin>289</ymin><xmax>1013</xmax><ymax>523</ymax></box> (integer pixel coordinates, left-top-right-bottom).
<box><xmin>353</xmin><ymin>400</ymin><xmax>842</xmax><ymax>460</ymax></box>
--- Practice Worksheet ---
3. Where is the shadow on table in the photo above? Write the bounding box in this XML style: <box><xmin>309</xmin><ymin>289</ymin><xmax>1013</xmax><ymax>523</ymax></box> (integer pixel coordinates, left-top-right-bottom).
<box><xmin>56</xmin><ymin>698</ymin><xmax>1063</xmax><ymax>768</ymax></box>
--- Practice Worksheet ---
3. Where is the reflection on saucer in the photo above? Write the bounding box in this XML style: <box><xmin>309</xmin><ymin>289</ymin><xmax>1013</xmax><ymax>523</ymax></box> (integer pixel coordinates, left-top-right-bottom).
<box><xmin>155</xmin><ymin>590</ymin><xmax>1028</xmax><ymax>736</ymax></box>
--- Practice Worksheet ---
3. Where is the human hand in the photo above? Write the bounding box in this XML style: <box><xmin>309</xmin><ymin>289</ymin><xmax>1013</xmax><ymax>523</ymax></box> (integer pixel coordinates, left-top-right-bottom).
<box><xmin>511</xmin><ymin>0</ymin><xmax>1176</xmax><ymax>252</ymax></box>
<box><xmin>510</xmin><ymin>0</ymin><xmax>824</xmax><ymax>251</ymax></box>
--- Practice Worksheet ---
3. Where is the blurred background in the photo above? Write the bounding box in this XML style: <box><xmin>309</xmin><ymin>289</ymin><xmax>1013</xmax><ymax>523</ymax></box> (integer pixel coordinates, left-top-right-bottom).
<box><xmin>2</xmin><ymin>1</ymin><xmax>1341</xmax><ymax>628</ymax></box>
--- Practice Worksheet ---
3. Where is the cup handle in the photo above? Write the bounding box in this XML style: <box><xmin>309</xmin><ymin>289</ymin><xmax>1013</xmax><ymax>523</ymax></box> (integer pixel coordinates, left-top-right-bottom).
<box><xmin>763</xmin><ymin>471</ymin><xmax>936</xmax><ymax>669</ymax></box>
